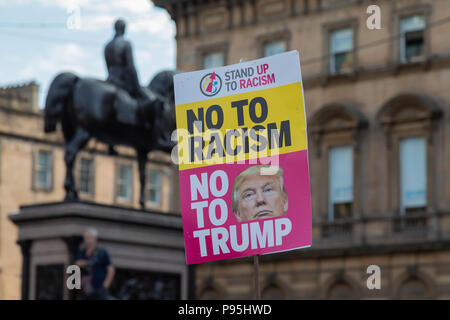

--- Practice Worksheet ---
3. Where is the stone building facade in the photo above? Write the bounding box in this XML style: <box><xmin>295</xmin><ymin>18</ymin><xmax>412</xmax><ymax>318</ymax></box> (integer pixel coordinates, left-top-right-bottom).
<box><xmin>0</xmin><ymin>82</ymin><xmax>179</xmax><ymax>299</ymax></box>
<box><xmin>155</xmin><ymin>0</ymin><xmax>450</xmax><ymax>299</ymax></box>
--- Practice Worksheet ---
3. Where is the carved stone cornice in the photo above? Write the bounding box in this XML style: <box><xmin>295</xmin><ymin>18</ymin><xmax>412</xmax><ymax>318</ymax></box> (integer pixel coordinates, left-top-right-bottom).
<box><xmin>308</xmin><ymin>103</ymin><xmax>369</xmax><ymax>157</ymax></box>
<box><xmin>376</xmin><ymin>92</ymin><xmax>443</xmax><ymax>148</ymax></box>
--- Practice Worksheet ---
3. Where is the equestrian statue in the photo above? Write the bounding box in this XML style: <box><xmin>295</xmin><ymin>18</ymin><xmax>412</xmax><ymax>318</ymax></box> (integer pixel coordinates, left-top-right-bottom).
<box><xmin>44</xmin><ymin>19</ymin><xmax>177</xmax><ymax>209</ymax></box>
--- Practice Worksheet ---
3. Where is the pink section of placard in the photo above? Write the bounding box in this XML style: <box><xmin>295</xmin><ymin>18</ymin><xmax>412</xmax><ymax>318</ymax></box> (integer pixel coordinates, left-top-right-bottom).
<box><xmin>179</xmin><ymin>150</ymin><xmax>312</xmax><ymax>265</ymax></box>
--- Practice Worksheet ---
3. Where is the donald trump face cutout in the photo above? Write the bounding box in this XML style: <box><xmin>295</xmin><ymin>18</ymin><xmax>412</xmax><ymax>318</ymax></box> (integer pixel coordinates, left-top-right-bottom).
<box><xmin>232</xmin><ymin>165</ymin><xmax>288</xmax><ymax>222</ymax></box>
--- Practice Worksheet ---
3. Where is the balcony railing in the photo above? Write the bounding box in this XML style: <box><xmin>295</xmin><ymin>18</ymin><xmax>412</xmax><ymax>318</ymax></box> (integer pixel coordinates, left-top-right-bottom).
<box><xmin>312</xmin><ymin>211</ymin><xmax>450</xmax><ymax>249</ymax></box>
<box><xmin>320</xmin><ymin>218</ymin><xmax>354</xmax><ymax>239</ymax></box>
<box><xmin>392</xmin><ymin>212</ymin><xmax>428</xmax><ymax>234</ymax></box>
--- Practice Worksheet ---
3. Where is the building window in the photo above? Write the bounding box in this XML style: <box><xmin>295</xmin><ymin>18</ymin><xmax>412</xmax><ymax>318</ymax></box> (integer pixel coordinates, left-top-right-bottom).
<box><xmin>329</xmin><ymin>28</ymin><xmax>354</xmax><ymax>74</ymax></box>
<box><xmin>328</xmin><ymin>145</ymin><xmax>353</xmax><ymax>221</ymax></box>
<box><xmin>377</xmin><ymin>93</ymin><xmax>443</xmax><ymax>223</ymax></box>
<box><xmin>400</xmin><ymin>14</ymin><xmax>425</xmax><ymax>63</ymax></box>
<box><xmin>146</xmin><ymin>169</ymin><xmax>162</xmax><ymax>206</ymax></box>
<box><xmin>34</xmin><ymin>150</ymin><xmax>53</xmax><ymax>190</ymax></box>
<box><xmin>116</xmin><ymin>164</ymin><xmax>133</xmax><ymax>202</ymax></box>
<box><xmin>203</xmin><ymin>52</ymin><xmax>224</xmax><ymax>69</ymax></box>
<box><xmin>309</xmin><ymin>103</ymin><xmax>368</xmax><ymax>236</ymax></box>
<box><xmin>78</xmin><ymin>158</ymin><xmax>94</xmax><ymax>195</ymax></box>
<box><xmin>400</xmin><ymin>137</ymin><xmax>427</xmax><ymax>214</ymax></box>
<box><xmin>264</xmin><ymin>40</ymin><xmax>286</xmax><ymax>57</ymax></box>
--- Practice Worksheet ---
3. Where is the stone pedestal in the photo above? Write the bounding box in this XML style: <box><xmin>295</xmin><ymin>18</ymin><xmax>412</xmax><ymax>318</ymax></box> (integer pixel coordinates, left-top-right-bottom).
<box><xmin>9</xmin><ymin>202</ymin><xmax>190</xmax><ymax>300</ymax></box>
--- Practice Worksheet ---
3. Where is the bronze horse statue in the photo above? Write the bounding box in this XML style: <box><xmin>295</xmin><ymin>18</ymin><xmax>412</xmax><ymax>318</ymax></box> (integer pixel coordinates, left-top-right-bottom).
<box><xmin>44</xmin><ymin>70</ymin><xmax>177</xmax><ymax>209</ymax></box>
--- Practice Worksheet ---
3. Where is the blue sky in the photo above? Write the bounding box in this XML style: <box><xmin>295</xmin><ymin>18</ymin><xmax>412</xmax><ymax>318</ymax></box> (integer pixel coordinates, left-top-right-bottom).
<box><xmin>0</xmin><ymin>0</ymin><xmax>176</xmax><ymax>108</ymax></box>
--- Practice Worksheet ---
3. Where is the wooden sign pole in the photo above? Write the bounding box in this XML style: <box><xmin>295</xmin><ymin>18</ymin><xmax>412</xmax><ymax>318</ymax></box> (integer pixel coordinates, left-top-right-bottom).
<box><xmin>254</xmin><ymin>254</ymin><xmax>261</xmax><ymax>300</ymax></box>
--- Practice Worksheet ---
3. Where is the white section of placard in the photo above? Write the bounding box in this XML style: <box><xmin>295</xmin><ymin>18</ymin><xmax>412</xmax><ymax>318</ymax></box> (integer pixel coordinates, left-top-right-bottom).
<box><xmin>174</xmin><ymin>50</ymin><xmax>302</xmax><ymax>105</ymax></box>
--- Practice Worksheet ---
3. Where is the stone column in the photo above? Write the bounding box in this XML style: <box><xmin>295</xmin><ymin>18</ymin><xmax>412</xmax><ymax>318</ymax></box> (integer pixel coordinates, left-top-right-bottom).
<box><xmin>17</xmin><ymin>239</ymin><xmax>32</xmax><ymax>300</ymax></box>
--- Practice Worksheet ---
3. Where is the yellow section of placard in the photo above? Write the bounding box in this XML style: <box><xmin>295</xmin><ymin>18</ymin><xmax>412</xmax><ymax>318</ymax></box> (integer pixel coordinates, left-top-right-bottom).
<box><xmin>175</xmin><ymin>82</ymin><xmax>307</xmax><ymax>170</ymax></box>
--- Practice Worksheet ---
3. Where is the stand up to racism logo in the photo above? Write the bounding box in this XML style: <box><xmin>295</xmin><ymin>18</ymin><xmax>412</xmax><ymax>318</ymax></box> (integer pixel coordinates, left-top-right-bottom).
<box><xmin>200</xmin><ymin>72</ymin><xmax>222</xmax><ymax>96</ymax></box>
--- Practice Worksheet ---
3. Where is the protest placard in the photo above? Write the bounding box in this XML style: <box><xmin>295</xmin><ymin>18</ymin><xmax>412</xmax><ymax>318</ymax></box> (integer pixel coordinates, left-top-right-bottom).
<box><xmin>173</xmin><ymin>50</ymin><xmax>311</xmax><ymax>265</ymax></box>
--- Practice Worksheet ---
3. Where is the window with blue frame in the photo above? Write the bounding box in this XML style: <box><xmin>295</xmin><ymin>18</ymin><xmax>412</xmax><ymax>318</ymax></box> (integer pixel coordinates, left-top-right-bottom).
<box><xmin>400</xmin><ymin>14</ymin><xmax>426</xmax><ymax>63</ymax></box>
<box><xmin>79</xmin><ymin>157</ymin><xmax>94</xmax><ymax>195</ymax></box>
<box><xmin>146</xmin><ymin>169</ymin><xmax>162</xmax><ymax>207</ymax></box>
<box><xmin>116</xmin><ymin>164</ymin><xmax>133</xmax><ymax>202</ymax></box>
<box><xmin>329</xmin><ymin>28</ymin><xmax>354</xmax><ymax>74</ymax></box>
<box><xmin>34</xmin><ymin>150</ymin><xmax>53</xmax><ymax>190</ymax></box>
<box><xmin>328</xmin><ymin>145</ymin><xmax>354</xmax><ymax>220</ymax></box>
<box><xmin>399</xmin><ymin>137</ymin><xmax>427</xmax><ymax>214</ymax></box>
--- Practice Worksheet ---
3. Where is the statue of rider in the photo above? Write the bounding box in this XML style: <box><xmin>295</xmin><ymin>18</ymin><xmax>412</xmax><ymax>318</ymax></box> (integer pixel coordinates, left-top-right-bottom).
<box><xmin>105</xmin><ymin>19</ymin><xmax>140</xmax><ymax>99</ymax></box>
<box><xmin>104</xmin><ymin>19</ymin><xmax>167</xmax><ymax>151</ymax></box>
